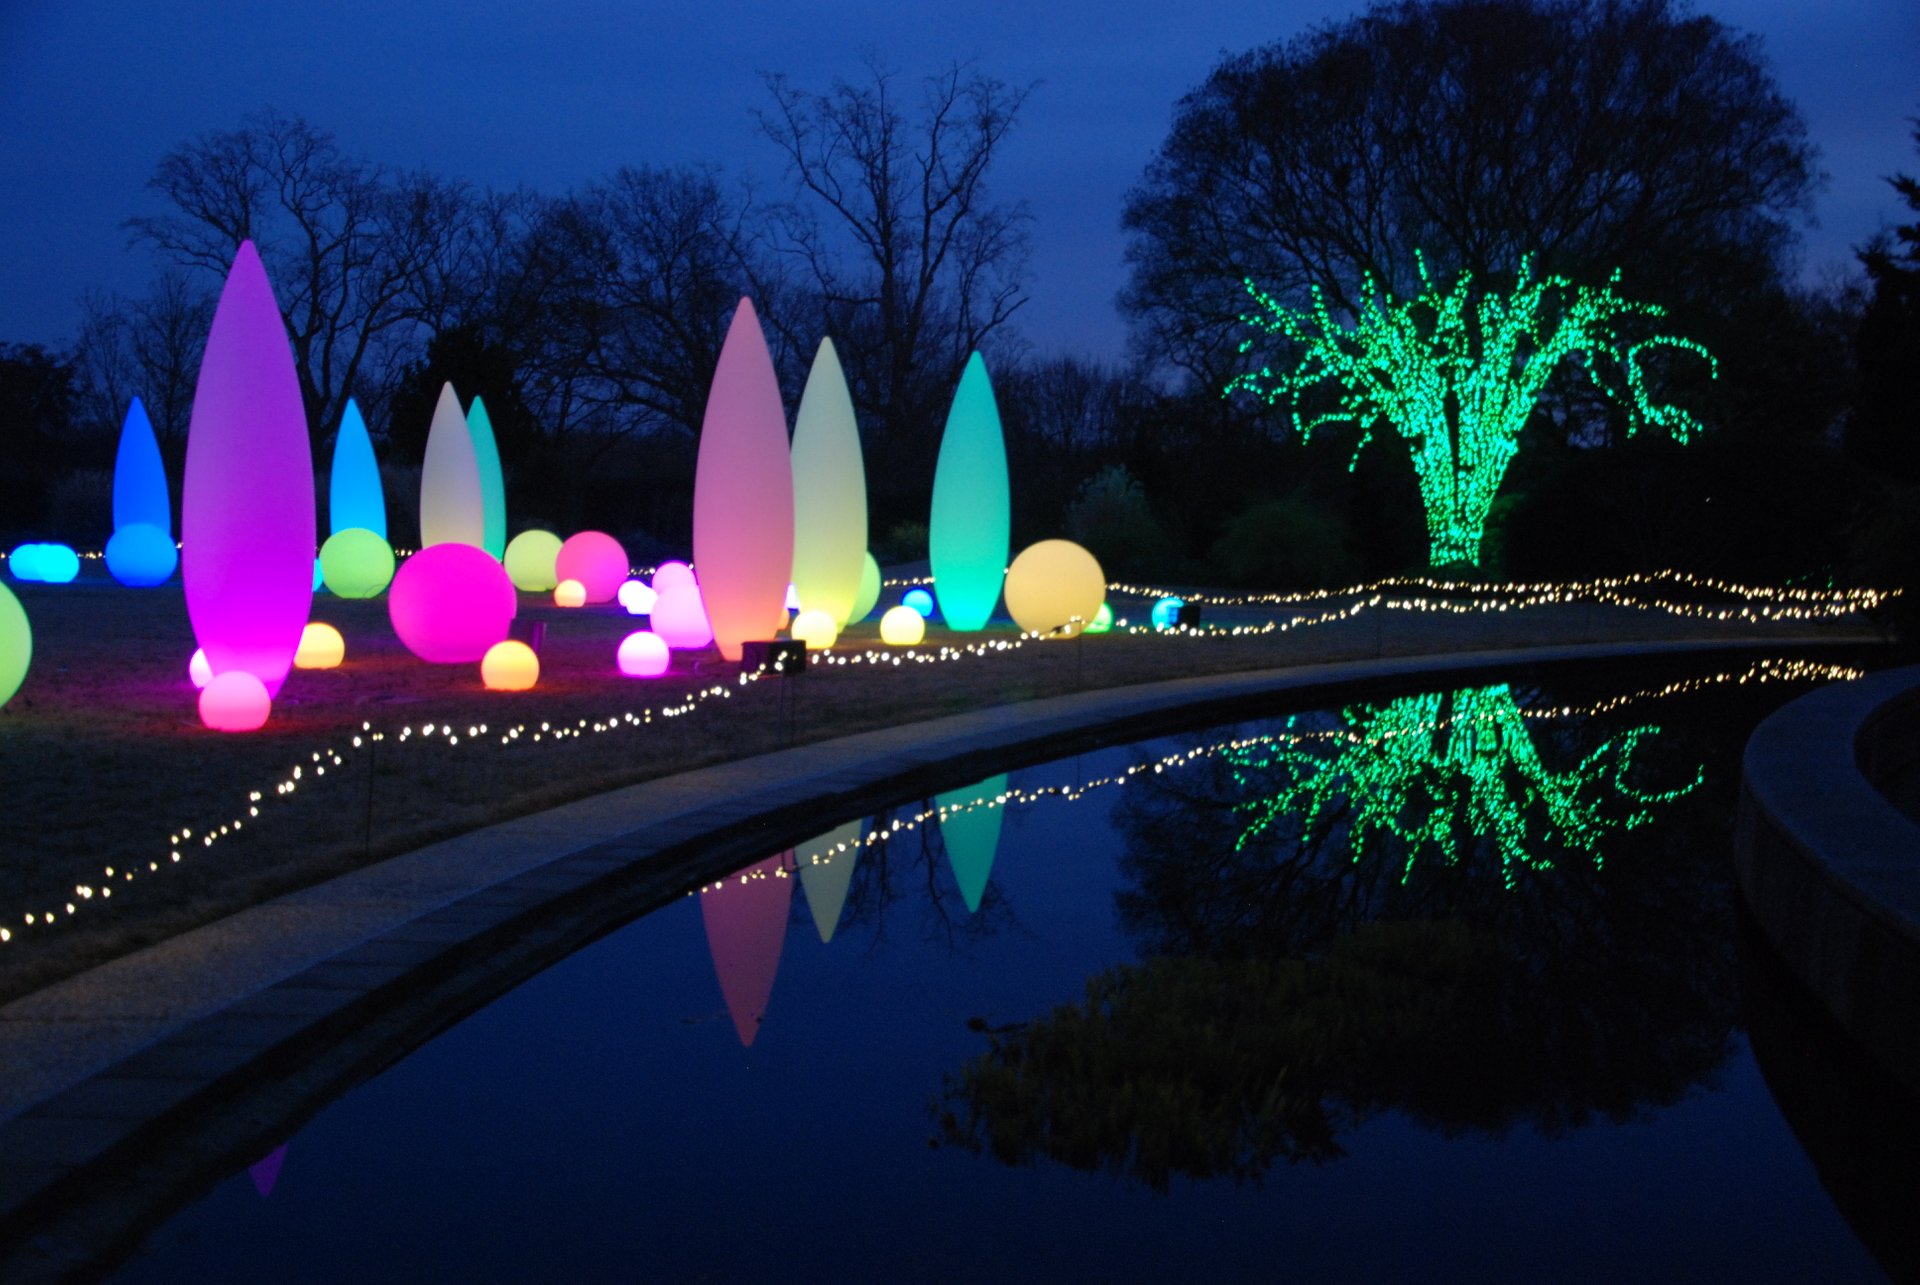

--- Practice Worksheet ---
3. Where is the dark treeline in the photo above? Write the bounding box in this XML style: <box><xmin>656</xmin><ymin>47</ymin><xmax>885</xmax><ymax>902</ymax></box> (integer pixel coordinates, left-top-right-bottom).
<box><xmin>3</xmin><ymin>2</ymin><xmax>1916</xmax><ymax>617</ymax></box>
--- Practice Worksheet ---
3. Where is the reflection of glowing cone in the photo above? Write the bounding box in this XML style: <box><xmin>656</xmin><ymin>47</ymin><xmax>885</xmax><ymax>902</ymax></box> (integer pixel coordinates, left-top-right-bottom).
<box><xmin>797</xmin><ymin>819</ymin><xmax>865</xmax><ymax>943</ymax></box>
<box><xmin>700</xmin><ymin>854</ymin><xmax>793</xmax><ymax>1046</ymax></box>
<box><xmin>936</xmin><ymin>774</ymin><xmax>1008</xmax><ymax>913</ymax></box>
<box><xmin>249</xmin><ymin>1143</ymin><xmax>288</xmax><ymax>1198</ymax></box>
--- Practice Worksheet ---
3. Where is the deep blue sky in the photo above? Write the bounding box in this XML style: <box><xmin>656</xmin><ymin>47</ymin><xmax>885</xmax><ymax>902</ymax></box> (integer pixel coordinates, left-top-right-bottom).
<box><xmin>1</xmin><ymin>0</ymin><xmax>1913</xmax><ymax>361</ymax></box>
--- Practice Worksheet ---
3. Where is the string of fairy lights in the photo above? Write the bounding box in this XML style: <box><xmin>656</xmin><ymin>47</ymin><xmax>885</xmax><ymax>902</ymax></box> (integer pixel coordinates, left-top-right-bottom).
<box><xmin>0</xmin><ymin>558</ymin><xmax>1879</xmax><ymax>947</ymax></box>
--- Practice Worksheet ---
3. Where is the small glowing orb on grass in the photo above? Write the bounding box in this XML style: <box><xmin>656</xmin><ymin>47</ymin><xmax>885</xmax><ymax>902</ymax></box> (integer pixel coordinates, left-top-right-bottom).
<box><xmin>554</xmin><ymin>579</ymin><xmax>587</xmax><ymax>608</ymax></box>
<box><xmin>481</xmin><ymin>640</ymin><xmax>539</xmax><ymax>691</ymax></box>
<box><xmin>388</xmin><ymin>542</ymin><xmax>517</xmax><ymax>663</ymax></box>
<box><xmin>105</xmin><ymin>523</ymin><xmax>177</xmax><ymax>587</ymax></box>
<box><xmin>11</xmin><ymin>544</ymin><xmax>79</xmax><ymax>584</ymax></box>
<box><xmin>199</xmin><ymin>670</ymin><xmax>271</xmax><ymax>732</ymax></box>
<box><xmin>850</xmin><ymin>553</ymin><xmax>881</xmax><ymax>622</ymax></box>
<box><xmin>294</xmin><ymin>622</ymin><xmax>345</xmax><ymax>669</ymax></box>
<box><xmin>902</xmin><ymin>588</ymin><xmax>935</xmax><ymax>618</ymax></box>
<box><xmin>790</xmin><ymin>609</ymin><xmax>838</xmax><ymax>650</ymax></box>
<box><xmin>1004</xmin><ymin>539</ymin><xmax>1106</xmax><ymax>638</ymax></box>
<box><xmin>189</xmin><ymin>648</ymin><xmax>212</xmax><ymax>688</ymax></box>
<box><xmin>504</xmin><ymin>530</ymin><xmax>563</xmax><ymax>592</ymax></box>
<box><xmin>652</xmin><ymin>560</ymin><xmax>695</xmax><ymax>594</ymax></box>
<box><xmin>879</xmin><ymin>605</ymin><xmax>925</xmax><ymax>646</ymax></box>
<box><xmin>554</xmin><ymin>531</ymin><xmax>627</xmax><ymax>603</ymax></box>
<box><xmin>652</xmin><ymin>584</ymin><xmax>713</xmax><ymax>649</ymax></box>
<box><xmin>617</xmin><ymin>579</ymin><xmax>657</xmax><ymax>615</ymax></box>
<box><xmin>0</xmin><ymin>582</ymin><xmax>30</xmax><ymax>707</ymax></box>
<box><xmin>319</xmin><ymin>528</ymin><xmax>395</xmax><ymax>598</ymax></box>
<box><xmin>616</xmin><ymin>630</ymin><xmax>672</xmax><ymax>677</ymax></box>
<box><xmin>1085</xmin><ymin>603</ymin><xmax>1113</xmax><ymax>634</ymax></box>
<box><xmin>1151</xmin><ymin>597</ymin><xmax>1186</xmax><ymax>630</ymax></box>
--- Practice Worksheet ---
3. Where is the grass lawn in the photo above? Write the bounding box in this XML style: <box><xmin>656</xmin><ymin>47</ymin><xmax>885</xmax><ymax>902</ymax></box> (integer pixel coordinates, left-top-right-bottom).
<box><xmin>0</xmin><ymin>566</ymin><xmax>1882</xmax><ymax>1004</ymax></box>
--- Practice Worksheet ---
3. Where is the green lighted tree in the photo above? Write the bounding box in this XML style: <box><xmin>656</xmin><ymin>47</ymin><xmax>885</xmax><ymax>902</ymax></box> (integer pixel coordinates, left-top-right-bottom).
<box><xmin>1226</xmin><ymin>256</ymin><xmax>1715</xmax><ymax>567</ymax></box>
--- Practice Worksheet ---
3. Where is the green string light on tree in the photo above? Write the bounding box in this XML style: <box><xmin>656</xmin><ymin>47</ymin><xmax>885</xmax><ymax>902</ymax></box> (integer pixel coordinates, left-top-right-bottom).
<box><xmin>1226</xmin><ymin>255</ymin><xmax>1716</xmax><ymax>568</ymax></box>
<box><xmin>1225</xmin><ymin>685</ymin><xmax>1703</xmax><ymax>889</ymax></box>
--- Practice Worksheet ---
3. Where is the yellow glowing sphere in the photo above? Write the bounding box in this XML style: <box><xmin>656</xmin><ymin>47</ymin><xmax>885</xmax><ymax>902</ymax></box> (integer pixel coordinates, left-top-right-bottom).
<box><xmin>293</xmin><ymin>622</ymin><xmax>346</xmax><ymax>669</ymax></box>
<box><xmin>504</xmin><ymin>529</ymin><xmax>564</xmax><ymax>592</ymax></box>
<box><xmin>480</xmin><ymin>639</ymin><xmax>540</xmax><ymax>691</ymax></box>
<box><xmin>554</xmin><ymin>578</ymin><xmax>587</xmax><ymax>608</ymax></box>
<box><xmin>1003</xmin><ymin>538</ymin><xmax>1106</xmax><ymax>638</ymax></box>
<box><xmin>790</xmin><ymin>608</ymin><xmax>839</xmax><ymax>650</ymax></box>
<box><xmin>879</xmin><ymin>605</ymin><xmax>925</xmax><ymax>646</ymax></box>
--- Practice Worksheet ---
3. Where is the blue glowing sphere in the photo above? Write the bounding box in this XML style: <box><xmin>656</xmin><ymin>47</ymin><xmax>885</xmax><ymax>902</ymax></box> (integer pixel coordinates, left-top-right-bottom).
<box><xmin>902</xmin><ymin>588</ymin><xmax>935</xmax><ymax>618</ymax></box>
<box><xmin>10</xmin><ymin>543</ymin><xmax>79</xmax><ymax>584</ymax></box>
<box><xmin>105</xmin><ymin>523</ymin><xmax>179</xmax><ymax>586</ymax></box>
<box><xmin>1150</xmin><ymin>596</ymin><xmax>1185</xmax><ymax>630</ymax></box>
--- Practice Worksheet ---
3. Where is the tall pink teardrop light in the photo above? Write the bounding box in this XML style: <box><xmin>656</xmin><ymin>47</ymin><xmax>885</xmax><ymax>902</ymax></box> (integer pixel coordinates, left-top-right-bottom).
<box><xmin>182</xmin><ymin>241</ymin><xmax>314</xmax><ymax>700</ymax></box>
<box><xmin>693</xmin><ymin>299</ymin><xmax>794</xmax><ymax>662</ymax></box>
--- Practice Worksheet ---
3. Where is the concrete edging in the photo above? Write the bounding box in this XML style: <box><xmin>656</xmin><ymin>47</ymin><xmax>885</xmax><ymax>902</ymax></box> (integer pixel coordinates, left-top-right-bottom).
<box><xmin>1736</xmin><ymin>663</ymin><xmax>1920</xmax><ymax>1096</ymax></box>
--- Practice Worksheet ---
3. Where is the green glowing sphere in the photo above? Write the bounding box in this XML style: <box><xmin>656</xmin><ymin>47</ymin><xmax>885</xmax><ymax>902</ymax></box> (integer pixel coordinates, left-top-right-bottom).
<box><xmin>0</xmin><ymin>581</ymin><xmax>29</xmax><ymax>707</ymax></box>
<box><xmin>504</xmin><ymin>529</ymin><xmax>564</xmax><ymax>592</ymax></box>
<box><xmin>319</xmin><ymin>528</ymin><xmax>396</xmax><ymax>599</ymax></box>
<box><xmin>928</xmin><ymin>353</ymin><xmax>1010</xmax><ymax>632</ymax></box>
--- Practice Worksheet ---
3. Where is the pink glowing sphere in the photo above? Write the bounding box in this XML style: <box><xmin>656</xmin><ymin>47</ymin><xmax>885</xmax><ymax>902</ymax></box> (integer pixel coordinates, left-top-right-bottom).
<box><xmin>554</xmin><ymin>531</ymin><xmax>628</xmax><ymax>604</ymax></box>
<box><xmin>188</xmin><ymin>648</ymin><xmax>213</xmax><ymax>689</ymax></box>
<box><xmin>652</xmin><ymin>583</ymin><xmax>713</xmax><ymax>650</ymax></box>
<box><xmin>388</xmin><ymin>543</ymin><xmax>518</xmax><ymax>663</ymax></box>
<box><xmin>651</xmin><ymin>560</ymin><xmax>696</xmax><ymax>594</ymax></box>
<box><xmin>616</xmin><ymin>630</ymin><xmax>672</xmax><ymax>677</ymax></box>
<box><xmin>199</xmin><ymin>670</ymin><xmax>271</xmax><ymax>732</ymax></box>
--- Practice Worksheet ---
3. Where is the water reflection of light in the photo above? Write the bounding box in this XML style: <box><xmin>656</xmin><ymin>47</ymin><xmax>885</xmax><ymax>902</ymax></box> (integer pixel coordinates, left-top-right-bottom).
<box><xmin>699</xmin><ymin>855</ymin><xmax>792</xmax><ymax>1047</ymax></box>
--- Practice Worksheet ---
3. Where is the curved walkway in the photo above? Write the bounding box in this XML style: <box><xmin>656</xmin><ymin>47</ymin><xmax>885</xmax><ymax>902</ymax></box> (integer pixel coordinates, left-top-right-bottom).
<box><xmin>0</xmin><ymin>634</ymin><xmax>1873</xmax><ymax>1275</ymax></box>
<box><xmin>1737</xmin><ymin>663</ymin><xmax>1920</xmax><ymax>1095</ymax></box>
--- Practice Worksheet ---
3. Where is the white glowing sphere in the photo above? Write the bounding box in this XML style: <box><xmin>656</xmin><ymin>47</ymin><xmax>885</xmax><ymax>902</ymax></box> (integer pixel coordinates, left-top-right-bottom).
<box><xmin>199</xmin><ymin>670</ymin><xmax>271</xmax><ymax>732</ymax></box>
<box><xmin>790</xmin><ymin>609</ymin><xmax>839</xmax><ymax>650</ymax></box>
<box><xmin>554</xmin><ymin>578</ymin><xmax>587</xmax><ymax>608</ymax></box>
<box><xmin>652</xmin><ymin>583</ymin><xmax>713</xmax><ymax>649</ymax></box>
<box><xmin>616</xmin><ymin>630</ymin><xmax>672</xmax><ymax>677</ymax></box>
<box><xmin>879</xmin><ymin>605</ymin><xmax>925</xmax><ymax>646</ymax></box>
<box><xmin>1004</xmin><ymin>539</ymin><xmax>1107</xmax><ymax>638</ymax></box>
<box><xmin>188</xmin><ymin>648</ymin><xmax>213</xmax><ymax>689</ymax></box>
<box><xmin>617</xmin><ymin>579</ymin><xmax>658</xmax><ymax>615</ymax></box>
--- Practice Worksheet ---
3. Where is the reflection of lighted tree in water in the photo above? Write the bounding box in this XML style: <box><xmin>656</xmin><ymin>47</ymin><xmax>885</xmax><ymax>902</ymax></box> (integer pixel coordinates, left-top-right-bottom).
<box><xmin>941</xmin><ymin>678</ymin><xmax>1752</xmax><ymax>1189</ymax></box>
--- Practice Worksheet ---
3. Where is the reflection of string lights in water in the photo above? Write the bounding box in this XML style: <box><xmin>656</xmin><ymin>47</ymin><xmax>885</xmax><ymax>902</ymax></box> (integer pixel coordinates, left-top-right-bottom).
<box><xmin>0</xmin><ymin>639</ymin><xmax>1864</xmax><ymax>944</ymax></box>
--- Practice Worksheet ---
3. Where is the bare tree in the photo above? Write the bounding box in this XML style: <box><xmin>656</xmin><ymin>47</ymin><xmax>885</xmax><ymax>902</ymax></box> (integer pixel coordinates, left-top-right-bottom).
<box><xmin>72</xmin><ymin>271</ymin><xmax>213</xmax><ymax>447</ymax></box>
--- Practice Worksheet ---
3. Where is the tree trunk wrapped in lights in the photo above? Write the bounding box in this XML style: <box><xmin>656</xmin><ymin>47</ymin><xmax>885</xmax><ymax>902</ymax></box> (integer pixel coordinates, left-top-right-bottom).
<box><xmin>1227</xmin><ymin>255</ymin><xmax>1715</xmax><ymax>568</ymax></box>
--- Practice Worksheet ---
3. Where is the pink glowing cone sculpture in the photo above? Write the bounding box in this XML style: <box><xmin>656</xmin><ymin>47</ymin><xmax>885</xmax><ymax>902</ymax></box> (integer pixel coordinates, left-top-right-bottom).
<box><xmin>182</xmin><ymin>241</ymin><xmax>315</xmax><ymax>699</ymax></box>
<box><xmin>699</xmin><ymin>853</ymin><xmax>793</xmax><ymax>1047</ymax></box>
<box><xmin>693</xmin><ymin>299</ymin><xmax>794</xmax><ymax>662</ymax></box>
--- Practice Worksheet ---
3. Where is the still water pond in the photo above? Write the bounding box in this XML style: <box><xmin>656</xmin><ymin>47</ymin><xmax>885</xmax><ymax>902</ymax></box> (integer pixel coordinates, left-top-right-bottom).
<box><xmin>114</xmin><ymin>659</ymin><xmax>1896</xmax><ymax>1282</ymax></box>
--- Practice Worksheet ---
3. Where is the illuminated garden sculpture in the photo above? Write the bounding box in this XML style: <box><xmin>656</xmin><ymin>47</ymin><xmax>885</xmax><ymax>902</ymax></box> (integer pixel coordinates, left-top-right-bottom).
<box><xmin>419</xmin><ymin>382</ymin><xmax>484</xmax><ymax>550</ymax></box>
<box><xmin>106</xmin><ymin>397</ymin><xmax>178</xmax><ymax>586</ymax></box>
<box><xmin>182</xmin><ymin>240</ymin><xmax>315</xmax><ymax>706</ymax></box>
<box><xmin>928</xmin><ymin>353</ymin><xmax>1010</xmax><ymax>630</ymax></box>
<box><xmin>328</xmin><ymin>399</ymin><xmax>387</xmax><ymax>540</ymax></box>
<box><xmin>467</xmin><ymin>395</ymin><xmax>508</xmax><ymax>560</ymax></box>
<box><xmin>1228</xmin><ymin>256</ymin><xmax>1715</xmax><ymax>568</ymax></box>
<box><xmin>789</xmin><ymin>337</ymin><xmax>867</xmax><ymax>628</ymax></box>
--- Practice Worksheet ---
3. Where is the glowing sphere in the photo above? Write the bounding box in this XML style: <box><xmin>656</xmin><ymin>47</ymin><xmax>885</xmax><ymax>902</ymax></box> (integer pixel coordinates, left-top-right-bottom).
<box><xmin>313</xmin><ymin>558</ymin><xmax>324</xmax><ymax>593</ymax></box>
<box><xmin>113</xmin><ymin>397</ymin><xmax>170</xmax><ymax>532</ymax></box>
<box><xmin>183</xmin><ymin>240</ymin><xmax>313</xmax><ymax>699</ymax></box>
<box><xmin>188</xmin><ymin>648</ymin><xmax>212</xmax><ymax>688</ymax></box>
<box><xmin>294</xmin><ymin>622</ymin><xmax>345</xmax><ymax>669</ymax></box>
<box><xmin>902</xmin><ymin>588</ymin><xmax>935</xmax><ymax>618</ymax></box>
<box><xmin>928</xmin><ymin>352</ymin><xmax>1010</xmax><ymax>631</ymax></box>
<box><xmin>652</xmin><ymin>584</ymin><xmax>713</xmax><ymax>650</ymax></box>
<box><xmin>879</xmin><ymin>605</ymin><xmax>925</xmax><ymax>646</ymax></box>
<box><xmin>199</xmin><ymin>670</ymin><xmax>271</xmax><ymax>733</ymax></box>
<box><xmin>651</xmin><ymin>560</ymin><xmax>695</xmax><ymax>594</ymax></box>
<box><xmin>467</xmin><ymin>395</ymin><xmax>508</xmax><ymax>560</ymax></box>
<box><xmin>0</xmin><ymin>581</ymin><xmax>30</xmax><ymax>708</ymax></box>
<box><xmin>554</xmin><ymin>579</ymin><xmax>587</xmax><ymax>608</ymax></box>
<box><xmin>319</xmin><ymin>528</ymin><xmax>396</xmax><ymax>599</ymax></box>
<box><xmin>11</xmin><ymin>544</ymin><xmax>78</xmax><ymax>583</ymax></box>
<box><xmin>616</xmin><ymin>630</ymin><xmax>672</xmax><ymax>677</ymax></box>
<box><xmin>1086</xmin><ymin>603</ymin><xmax>1114</xmax><ymax>634</ymax></box>
<box><xmin>7</xmin><ymin>545</ymin><xmax>43</xmax><ymax>582</ymax></box>
<box><xmin>693</xmin><ymin>297</ymin><xmax>794</xmax><ymax>661</ymax></box>
<box><xmin>554</xmin><ymin>531</ymin><xmax>627</xmax><ymax>604</ymax></box>
<box><xmin>328</xmin><ymin>398</ymin><xmax>387</xmax><ymax>539</ymax></box>
<box><xmin>1151</xmin><ymin>596</ymin><xmax>1186</xmax><ymax>630</ymax></box>
<box><xmin>617</xmin><ymin>579</ymin><xmax>658</xmax><ymax>615</ymax></box>
<box><xmin>504</xmin><ymin>529</ymin><xmax>563</xmax><ymax>592</ymax></box>
<box><xmin>789</xmin><ymin>337</ymin><xmax>868</xmax><ymax>628</ymax></box>
<box><xmin>481</xmin><ymin>639</ymin><xmax>539</xmax><ymax>691</ymax></box>
<box><xmin>790</xmin><ymin>608</ymin><xmax>838</xmax><ymax>650</ymax></box>
<box><xmin>1004</xmin><ymin>539</ymin><xmax>1107</xmax><ymax>638</ymax></box>
<box><xmin>419</xmin><ymin>382</ymin><xmax>483</xmax><ymax>549</ymax></box>
<box><xmin>850</xmin><ymin>552</ymin><xmax>882</xmax><ymax>622</ymax></box>
<box><xmin>388</xmin><ymin>542</ymin><xmax>518</xmax><ymax>663</ymax></box>
<box><xmin>105</xmin><ymin>523</ymin><xmax>177</xmax><ymax>587</ymax></box>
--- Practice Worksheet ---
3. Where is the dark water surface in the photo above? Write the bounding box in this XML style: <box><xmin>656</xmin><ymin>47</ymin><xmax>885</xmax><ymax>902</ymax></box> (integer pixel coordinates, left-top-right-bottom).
<box><xmin>109</xmin><ymin>660</ymin><xmax>1900</xmax><ymax>1282</ymax></box>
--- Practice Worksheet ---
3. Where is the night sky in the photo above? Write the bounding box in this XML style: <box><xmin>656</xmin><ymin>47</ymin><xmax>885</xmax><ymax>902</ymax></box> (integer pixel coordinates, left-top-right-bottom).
<box><xmin>1</xmin><ymin>0</ymin><xmax>1914</xmax><ymax>361</ymax></box>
